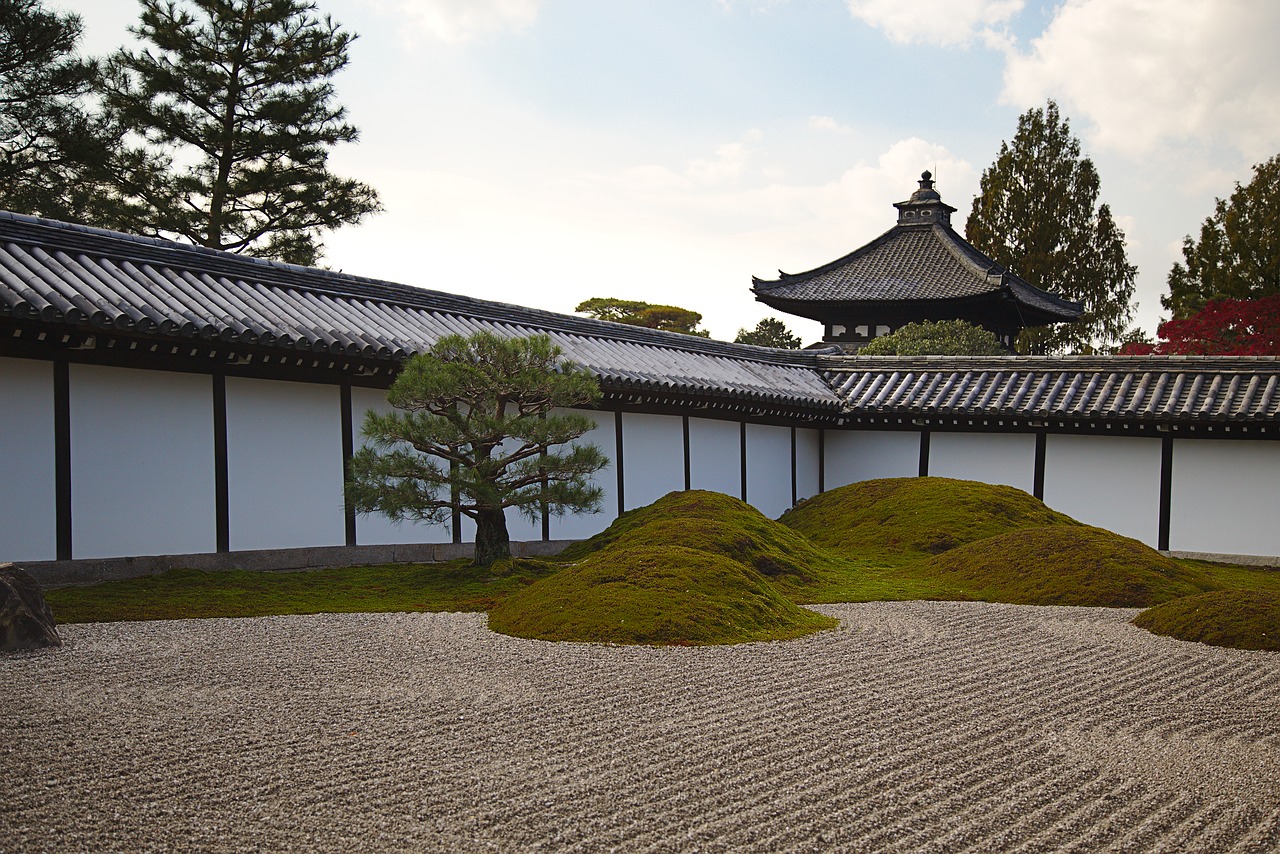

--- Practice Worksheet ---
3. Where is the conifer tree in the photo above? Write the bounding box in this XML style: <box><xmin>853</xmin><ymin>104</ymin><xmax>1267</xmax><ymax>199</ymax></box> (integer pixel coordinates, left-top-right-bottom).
<box><xmin>347</xmin><ymin>333</ymin><xmax>608</xmax><ymax>567</ymax></box>
<box><xmin>100</xmin><ymin>0</ymin><xmax>380</xmax><ymax>265</ymax></box>
<box><xmin>0</xmin><ymin>0</ymin><xmax>115</xmax><ymax>221</ymax></box>
<box><xmin>734</xmin><ymin>318</ymin><xmax>801</xmax><ymax>348</ymax></box>
<box><xmin>966</xmin><ymin>101</ymin><xmax>1136</xmax><ymax>354</ymax></box>
<box><xmin>1164</xmin><ymin>154</ymin><xmax>1280</xmax><ymax>319</ymax></box>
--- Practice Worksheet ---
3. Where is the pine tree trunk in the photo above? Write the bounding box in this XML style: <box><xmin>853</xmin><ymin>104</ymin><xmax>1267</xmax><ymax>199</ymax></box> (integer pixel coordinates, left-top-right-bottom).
<box><xmin>473</xmin><ymin>506</ymin><xmax>511</xmax><ymax>567</ymax></box>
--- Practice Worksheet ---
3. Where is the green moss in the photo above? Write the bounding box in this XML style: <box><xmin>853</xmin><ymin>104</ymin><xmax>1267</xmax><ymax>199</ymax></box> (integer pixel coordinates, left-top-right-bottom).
<box><xmin>560</xmin><ymin>490</ymin><xmax>849</xmax><ymax>596</ymax></box>
<box><xmin>489</xmin><ymin>545</ymin><xmax>836</xmax><ymax>645</ymax></box>
<box><xmin>44</xmin><ymin>559</ymin><xmax>557</xmax><ymax>624</ymax></box>
<box><xmin>914</xmin><ymin>525</ymin><xmax>1213</xmax><ymax>607</ymax></box>
<box><xmin>1134</xmin><ymin>589</ymin><xmax>1280</xmax><ymax>651</ymax></box>
<box><xmin>780</xmin><ymin>477</ymin><xmax>1079</xmax><ymax>562</ymax></box>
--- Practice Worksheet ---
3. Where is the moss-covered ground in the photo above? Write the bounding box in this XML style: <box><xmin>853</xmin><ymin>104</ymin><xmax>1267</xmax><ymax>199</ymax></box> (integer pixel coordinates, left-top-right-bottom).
<box><xmin>780</xmin><ymin>477</ymin><xmax>1079</xmax><ymax>563</ymax></box>
<box><xmin>1133</xmin><ymin>590</ymin><xmax>1280</xmax><ymax>651</ymax></box>
<box><xmin>45</xmin><ymin>559</ymin><xmax>556</xmax><ymax>624</ymax></box>
<box><xmin>43</xmin><ymin>478</ymin><xmax>1280</xmax><ymax>650</ymax></box>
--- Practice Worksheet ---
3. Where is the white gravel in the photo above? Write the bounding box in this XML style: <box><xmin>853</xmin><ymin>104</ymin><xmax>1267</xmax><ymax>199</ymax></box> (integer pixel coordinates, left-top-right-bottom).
<box><xmin>2</xmin><ymin>601</ymin><xmax>1279</xmax><ymax>852</ymax></box>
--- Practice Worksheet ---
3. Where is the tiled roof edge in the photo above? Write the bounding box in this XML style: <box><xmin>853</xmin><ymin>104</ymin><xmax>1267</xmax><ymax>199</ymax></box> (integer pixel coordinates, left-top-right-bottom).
<box><xmin>0</xmin><ymin>210</ymin><xmax>837</xmax><ymax>368</ymax></box>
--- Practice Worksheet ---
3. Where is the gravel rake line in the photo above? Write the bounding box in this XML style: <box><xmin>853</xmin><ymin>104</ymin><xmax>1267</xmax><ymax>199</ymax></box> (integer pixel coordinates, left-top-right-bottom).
<box><xmin>4</xmin><ymin>603</ymin><xmax>1279</xmax><ymax>853</ymax></box>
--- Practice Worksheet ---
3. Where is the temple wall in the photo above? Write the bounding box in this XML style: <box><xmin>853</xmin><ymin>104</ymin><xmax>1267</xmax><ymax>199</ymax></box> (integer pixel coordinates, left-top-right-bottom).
<box><xmin>1043</xmin><ymin>435</ymin><xmax>1162</xmax><ymax>545</ymax></box>
<box><xmin>794</xmin><ymin>428</ymin><xmax>822</xmax><ymax>502</ymax></box>
<box><xmin>823</xmin><ymin>429</ymin><xmax>918</xmax><ymax>488</ymax></box>
<box><xmin>1169</xmin><ymin>439</ymin><xmax>1280</xmax><ymax>558</ymax></box>
<box><xmin>745</xmin><ymin>423</ymin><xmax>792</xmax><ymax>519</ymax></box>
<box><xmin>0</xmin><ymin>357</ymin><xmax>57</xmax><ymax>562</ymax></box>
<box><xmin>927</xmin><ymin>432</ymin><xmax>1036</xmax><ymax>494</ymax></box>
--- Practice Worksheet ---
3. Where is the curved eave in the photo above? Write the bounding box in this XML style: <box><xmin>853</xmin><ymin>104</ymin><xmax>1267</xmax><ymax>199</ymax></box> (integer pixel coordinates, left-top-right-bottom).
<box><xmin>753</xmin><ymin>288</ymin><xmax>1081</xmax><ymax>327</ymax></box>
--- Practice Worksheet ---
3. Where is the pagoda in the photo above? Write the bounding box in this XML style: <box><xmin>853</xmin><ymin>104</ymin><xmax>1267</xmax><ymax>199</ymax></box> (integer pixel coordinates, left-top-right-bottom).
<box><xmin>751</xmin><ymin>172</ymin><xmax>1083</xmax><ymax>351</ymax></box>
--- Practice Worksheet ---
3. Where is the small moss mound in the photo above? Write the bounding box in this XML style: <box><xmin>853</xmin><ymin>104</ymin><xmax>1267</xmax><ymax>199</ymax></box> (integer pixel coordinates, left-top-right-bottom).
<box><xmin>488</xmin><ymin>545</ymin><xmax>836</xmax><ymax>645</ymax></box>
<box><xmin>559</xmin><ymin>490</ymin><xmax>843</xmax><ymax>594</ymax></box>
<box><xmin>915</xmin><ymin>525</ymin><xmax>1211</xmax><ymax>607</ymax></box>
<box><xmin>780</xmin><ymin>477</ymin><xmax>1080</xmax><ymax>562</ymax></box>
<box><xmin>1134</xmin><ymin>590</ymin><xmax>1280</xmax><ymax>651</ymax></box>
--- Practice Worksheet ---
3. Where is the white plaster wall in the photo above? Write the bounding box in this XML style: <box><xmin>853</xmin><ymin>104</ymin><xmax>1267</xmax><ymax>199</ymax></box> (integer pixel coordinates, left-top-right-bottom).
<box><xmin>621</xmin><ymin>412</ymin><xmax>685</xmax><ymax>511</ymax></box>
<box><xmin>0</xmin><ymin>357</ymin><xmax>56</xmax><ymax>561</ymax></box>
<box><xmin>929</xmin><ymin>432</ymin><xmax>1036</xmax><ymax>494</ymax></box>
<box><xmin>746</xmin><ymin>423</ymin><xmax>792</xmax><ymax>519</ymax></box>
<box><xmin>1043</xmin><ymin>435</ymin><xmax>1162</xmax><ymax>546</ymax></box>
<box><xmin>1170</xmin><ymin>439</ymin><xmax>1280</xmax><ymax>558</ymax></box>
<box><xmin>824</xmin><ymin>429</ymin><xmax>918</xmax><ymax>489</ymax></box>
<box><xmin>350</xmin><ymin>386</ymin><xmax>451</xmax><ymax>546</ymax></box>
<box><xmin>225</xmin><ymin>377</ymin><xmax>344</xmax><ymax>551</ymax></box>
<box><xmin>795</xmin><ymin>428</ymin><xmax>821</xmax><ymax>501</ymax></box>
<box><xmin>688</xmin><ymin>416</ymin><xmax>740</xmax><ymax>497</ymax></box>
<box><xmin>69</xmin><ymin>364</ymin><xmax>216</xmax><ymax>559</ymax></box>
<box><xmin>548</xmin><ymin>409</ymin><xmax>616</xmax><ymax>541</ymax></box>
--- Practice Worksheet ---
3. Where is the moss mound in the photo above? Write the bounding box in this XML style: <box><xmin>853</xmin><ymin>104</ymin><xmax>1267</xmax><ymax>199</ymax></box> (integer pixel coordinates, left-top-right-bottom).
<box><xmin>1134</xmin><ymin>590</ymin><xmax>1280</xmax><ymax>651</ymax></box>
<box><xmin>915</xmin><ymin>525</ymin><xmax>1211</xmax><ymax>607</ymax></box>
<box><xmin>558</xmin><ymin>490</ymin><xmax>843</xmax><ymax>594</ymax></box>
<box><xmin>780</xmin><ymin>477</ymin><xmax>1079</xmax><ymax>562</ymax></box>
<box><xmin>488</xmin><ymin>545</ymin><xmax>836</xmax><ymax>645</ymax></box>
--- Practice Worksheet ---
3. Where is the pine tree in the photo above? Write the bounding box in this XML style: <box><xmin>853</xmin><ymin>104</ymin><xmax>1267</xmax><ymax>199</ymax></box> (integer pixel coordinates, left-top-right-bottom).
<box><xmin>734</xmin><ymin>318</ymin><xmax>801</xmax><ymax>348</ymax></box>
<box><xmin>100</xmin><ymin>0</ymin><xmax>380</xmax><ymax>265</ymax></box>
<box><xmin>1164</xmin><ymin>154</ymin><xmax>1280</xmax><ymax>319</ymax></box>
<box><xmin>966</xmin><ymin>101</ymin><xmax>1136</xmax><ymax>354</ymax></box>
<box><xmin>346</xmin><ymin>333</ymin><xmax>609</xmax><ymax>567</ymax></box>
<box><xmin>0</xmin><ymin>0</ymin><xmax>115</xmax><ymax>221</ymax></box>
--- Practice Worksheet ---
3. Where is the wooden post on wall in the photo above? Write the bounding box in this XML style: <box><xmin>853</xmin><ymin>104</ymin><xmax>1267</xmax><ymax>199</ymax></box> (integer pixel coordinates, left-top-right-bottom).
<box><xmin>615</xmin><ymin>411</ymin><xmax>625</xmax><ymax>515</ymax></box>
<box><xmin>1159</xmin><ymin>436</ymin><xmax>1173</xmax><ymax>551</ymax></box>
<box><xmin>918</xmin><ymin>429</ymin><xmax>931</xmax><ymax>477</ymax></box>
<box><xmin>1033</xmin><ymin>430</ymin><xmax>1047</xmax><ymax>500</ymax></box>
<box><xmin>213</xmin><ymin>371</ymin><xmax>230</xmax><ymax>553</ymax></box>
<box><xmin>53</xmin><ymin>358</ymin><xmax>72</xmax><ymax>560</ymax></box>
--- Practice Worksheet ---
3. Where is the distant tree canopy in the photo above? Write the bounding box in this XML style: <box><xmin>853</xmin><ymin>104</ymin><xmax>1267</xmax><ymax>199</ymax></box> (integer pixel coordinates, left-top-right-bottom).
<box><xmin>1164</xmin><ymin>154</ymin><xmax>1280</xmax><ymax>319</ymax></box>
<box><xmin>857</xmin><ymin>320</ymin><xmax>1006</xmax><ymax>356</ymax></box>
<box><xmin>966</xmin><ymin>100</ymin><xmax>1136</xmax><ymax>354</ymax></box>
<box><xmin>1120</xmin><ymin>294</ymin><xmax>1280</xmax><ymax>356</ymax></box>
<box><xmin>734</xmin><ymin>318</ymin><xmax>801</xmax><ymax>349</ymax></box>
<box><xmin>575</xmin><ymin>297</ymin><xmax>710</xmax><ymax>337</ymax></box>
<box><xmin>0</xmin><ymin>0</ymin><xmax>118</xmax><ymax>222</ymax></box>
<box><xmin>98</xmin><ymin>0</ymin><xmax>381</xmax><ymax>265</ymax></box>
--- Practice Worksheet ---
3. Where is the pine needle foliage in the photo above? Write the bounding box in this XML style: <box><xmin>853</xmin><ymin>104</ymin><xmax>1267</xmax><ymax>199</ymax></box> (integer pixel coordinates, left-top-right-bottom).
<box><xmin>346</xmin><ymin>332</ymin><xmax>608</xmax><ymax>566</ymax></box>
<box><xmin>99</xmin><ymin>0</ymin><xmax>380</xmax><ymax>264</ymax></box>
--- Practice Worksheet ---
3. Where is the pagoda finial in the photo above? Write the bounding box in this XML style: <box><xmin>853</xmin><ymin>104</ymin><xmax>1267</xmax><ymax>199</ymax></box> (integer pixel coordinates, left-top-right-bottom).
<box><xmin>893</xmin><ymin>169</ymin><xmax>954</xmax><ymax>225</ymax></box>
<box><xmin>919</xmin><ymin>170</ymin><xmax>934</xmax><ymax>190</ymax></box>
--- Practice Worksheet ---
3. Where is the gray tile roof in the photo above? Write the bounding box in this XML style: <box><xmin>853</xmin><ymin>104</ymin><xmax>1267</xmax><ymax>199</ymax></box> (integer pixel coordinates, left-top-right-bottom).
<box><xmin>752</xmin><ymin>223</ymin><xmax>1082</xmax><ymax>322</ymax></box>
<box><xmin>821</xmin><ymin>356</ymin><xmax>1280</xmax><ymax>423</ymax></box>
<box><xmin>0</xmin><ymin>212</ymin><xmax>840</xmax><ymax>413</ymax></box>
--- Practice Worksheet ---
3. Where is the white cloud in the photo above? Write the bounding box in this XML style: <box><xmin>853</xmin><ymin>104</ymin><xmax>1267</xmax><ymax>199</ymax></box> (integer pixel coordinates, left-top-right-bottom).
<box><xmin>844</xmin><ymin>0</ymin><xmax>1023</xmax><ymax>47</ymax></box>
<box><xmin>385</xmin><ymin>0</ymin><xmax>540</xmax><ymax>43</ymax></box>
<box><xmin>1002</xmin><ymin>0</ymin><xmax>1280</xmax><ymax>159</ymax></box>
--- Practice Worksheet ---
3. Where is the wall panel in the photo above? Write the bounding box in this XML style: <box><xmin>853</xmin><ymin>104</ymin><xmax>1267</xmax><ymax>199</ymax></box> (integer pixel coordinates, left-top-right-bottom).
<box><xmin>1170</xmin><ymin>439</ymin><xmax>1280</xmax><ymax>557</ymax></box>
<box><xmin>929</xmin><ymin>432</ymin><xmax>1035</xmax><ymax>493</ymax></box>
<box><xmin>68</xmin><ymin>365</ymin><xmax>215</xmax><ymax>559</ymax></box>
<box><xmin>349</xmin><ymin>386</ymin><xmax>452</xmax><ymax>546</ymax></box>
<box><xmin>621</xmin><ymin>412</ymin><xmax>685</xmax><ymax>511</ymax></box>
<box><xmin>226</xmin><ymin>377</ymin><xmax>344</xmax><ymax>551</ymax></box>
<box><xmin>688</xmin><ymin>416</ymin><xmax>740</xmax><ymax>497</ymax></box>
<box><xmin>795</xmin><ymin>428</ymin><xmax>821</xmax><ymax>501</ymax></box>
<box><xmin>746</xmin><ymin>423</ymin><xmax>792</xmax><ymax>519</ymax></box>
<box><xmin>824</xmin><ymin>429</ymin><xmax>918</xmax><ymax>489</ymax></box>
<box><xmin>1043</xmin><ymin>434</ymin><xmax>1161</xmax><ymax>546</ymax></box>
<box><xmin>549</xmin><ymin>409</ymin><xmax>617</xmax><ymax>541</ymax></box>
<box><xmin>0</xmin><ymin>357</ymin><xmax>56</xmax><ymax>561</ymax></box>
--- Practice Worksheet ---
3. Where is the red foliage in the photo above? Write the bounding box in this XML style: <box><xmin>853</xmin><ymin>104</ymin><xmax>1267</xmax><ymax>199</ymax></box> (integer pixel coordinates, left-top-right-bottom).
<box><xmin>1122</xmin><ymin>295</ymin><xmax>1280</xmax><ymax>356</ymax></box>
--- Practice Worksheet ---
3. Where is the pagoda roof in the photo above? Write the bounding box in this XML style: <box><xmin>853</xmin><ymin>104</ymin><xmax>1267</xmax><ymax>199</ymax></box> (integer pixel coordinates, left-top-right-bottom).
<box><xmin>751</xmin><ymin>173</ymin><xmax>1083</xmax><ymax>326</ymax></box>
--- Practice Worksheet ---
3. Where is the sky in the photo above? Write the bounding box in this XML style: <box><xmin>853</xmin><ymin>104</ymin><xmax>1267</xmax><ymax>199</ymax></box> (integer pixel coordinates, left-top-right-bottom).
<box><xmin>55</xmin><ymin>0</ymin><xmax>1280</xmax><ymax>343</ymax></box>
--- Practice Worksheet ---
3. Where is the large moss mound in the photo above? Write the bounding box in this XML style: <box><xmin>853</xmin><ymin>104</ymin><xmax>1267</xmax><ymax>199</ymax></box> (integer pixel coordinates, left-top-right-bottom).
<box><xmin>1134</xmin><ymin>590</ymin><xmax>1280</xmax><ymax>651</ymax></box>
<box><xmin>488</xmin><ymin>545</ymin><xmax>836</xmax><ymax>645</ymax></box>
<box><xmin>558</xmin><ymin>490</ymin><xmax>844</xmax><ymax>594</ymax></box>
<box><xmin>915</xmin><ymin>525</ymin><xmax>1211</xmax><ymax>607</ymax></box>
<box><xmin>780</xmin><ymin>477</ymin><xmax>1079</xmax><ymax>562</ymax></box>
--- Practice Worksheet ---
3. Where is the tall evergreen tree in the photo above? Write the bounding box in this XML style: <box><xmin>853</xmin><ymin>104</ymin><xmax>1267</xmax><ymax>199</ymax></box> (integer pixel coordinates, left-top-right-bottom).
<box><xmin>0</xmin><ymin>0</ymin><xmax>115</xmax><ymax>221</ymax></box>
<box><xmin>1164</xmin><ymin>154</ymin><xmax>1280</xmax><ymax>319</ymax></box>
<box><xmin>966</xmin><ymin>101</ymin><xmax>1136</xmax><ymax>354</ymax></box>
<box><xmin>100</xmin><ymin>0</ymin><xmax>380</xmax><ymax>265</ymax></box>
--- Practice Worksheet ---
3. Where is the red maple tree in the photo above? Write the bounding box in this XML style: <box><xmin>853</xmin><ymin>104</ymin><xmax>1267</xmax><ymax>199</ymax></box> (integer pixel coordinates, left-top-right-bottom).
<box><xmin>1120</xmin><ymin>294</ymin><xmax>1280</xmax><ymax>356</ymax></box>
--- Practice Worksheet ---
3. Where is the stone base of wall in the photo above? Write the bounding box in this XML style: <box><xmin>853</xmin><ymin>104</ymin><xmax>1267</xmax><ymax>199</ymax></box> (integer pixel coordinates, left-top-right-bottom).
<box><xmin>1166</xmin><ymin>550</ymin><xmax>1280</xmax><ymax>569</ymax></box>
<box><xmin>23</xmin><ymin>540</ymin><xmax>578</xmax><ymax>588</ymax></box>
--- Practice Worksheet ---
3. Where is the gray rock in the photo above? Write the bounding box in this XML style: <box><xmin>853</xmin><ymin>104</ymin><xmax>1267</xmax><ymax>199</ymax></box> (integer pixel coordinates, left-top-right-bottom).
<box><xmin>0</xmin><ymin>563</ymin><xmax>61</xmax><ymax>653</ymax></box>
